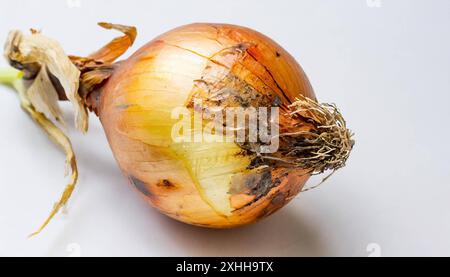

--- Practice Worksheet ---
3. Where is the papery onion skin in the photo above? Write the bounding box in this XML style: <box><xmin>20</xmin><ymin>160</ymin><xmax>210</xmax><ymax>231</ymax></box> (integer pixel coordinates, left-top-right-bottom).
<box><xmin>99</xmin><ymin>23</ymin><xmax>316</xmax><ymax>227</ymax></box>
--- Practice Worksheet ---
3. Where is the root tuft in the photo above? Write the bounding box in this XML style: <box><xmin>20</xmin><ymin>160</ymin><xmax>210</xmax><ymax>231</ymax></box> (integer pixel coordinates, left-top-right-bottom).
<box><xmin>283</xmin><ymin>95</ymin><xmax>355</xmax><ymax>174</ymax></box>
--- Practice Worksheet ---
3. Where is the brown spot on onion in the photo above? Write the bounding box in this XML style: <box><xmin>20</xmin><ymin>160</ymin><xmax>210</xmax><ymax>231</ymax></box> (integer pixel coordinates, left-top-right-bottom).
<box><xmin>156</xmin><ymin>179</ymin><xmax>177</xmax><ymax>189</ymax></box>
<box><xmin>271</xmin><ymin>192</ymin><xmax>286</xmax><ymax>206</ymax></box>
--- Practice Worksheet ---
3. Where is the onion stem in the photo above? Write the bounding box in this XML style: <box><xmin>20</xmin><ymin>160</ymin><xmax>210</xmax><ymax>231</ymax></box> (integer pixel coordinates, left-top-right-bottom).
<box><xmin>0</xmin><ymin>67</ymin><xmax>23</xmax><ymax>86</ymax></box>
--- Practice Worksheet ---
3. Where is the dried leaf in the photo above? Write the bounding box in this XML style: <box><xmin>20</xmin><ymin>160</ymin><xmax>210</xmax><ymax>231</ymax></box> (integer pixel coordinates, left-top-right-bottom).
<box><xmin>68</xmin><ymin>22</ymin><xmax>136</xmax><ymax>113</ymax></box>
<box><xmin>88</xmin><ymin>22</ymin><xmax>137</xmax><ymax>63</ymax></box>
<box><xmin>6</xmin><ymin>80</ymin><xmax>78</xmax><ymax>237</ymax></box>
<box><xmin>4</xmin><ymin>30</ymin><xmax>88</xmax><ymax>132</ymax></box>
<box><xmin>26</xmin><ymin>66</ymin><xmax>64</xmax><ymax>123</ymax></box>
<box><xmin>1</xmin><ymin>23</ymin><xmax>137</xmax><ymax>235</ymax></box>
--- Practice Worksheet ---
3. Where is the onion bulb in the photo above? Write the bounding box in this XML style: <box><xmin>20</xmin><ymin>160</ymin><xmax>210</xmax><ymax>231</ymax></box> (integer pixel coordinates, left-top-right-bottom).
<box><xmin>1</xmin><ymin>23</ymin><xmax>354</xmax><ymax>234</ymax></box>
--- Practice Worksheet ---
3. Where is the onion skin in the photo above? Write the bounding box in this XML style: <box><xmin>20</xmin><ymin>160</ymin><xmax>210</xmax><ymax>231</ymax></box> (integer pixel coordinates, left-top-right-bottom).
<box><xmin>99</xmin><ymin>23</ymin><xmax>316</xmax><ymax>228</ymax></box>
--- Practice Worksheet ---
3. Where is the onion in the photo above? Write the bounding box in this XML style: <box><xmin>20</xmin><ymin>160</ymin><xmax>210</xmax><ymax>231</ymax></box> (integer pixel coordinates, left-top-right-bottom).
<box><xmin>1</xmin><ymin>23</ymin><xmax>354</xmax><ymax>234</ymax></box>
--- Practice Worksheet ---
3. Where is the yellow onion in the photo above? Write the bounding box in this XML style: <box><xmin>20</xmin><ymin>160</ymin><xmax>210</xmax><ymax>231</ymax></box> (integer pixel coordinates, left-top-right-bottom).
<box><xmin>2</xmin><ymin>23</ymin><xmax>354</xmax><ymax>232</ymax></box>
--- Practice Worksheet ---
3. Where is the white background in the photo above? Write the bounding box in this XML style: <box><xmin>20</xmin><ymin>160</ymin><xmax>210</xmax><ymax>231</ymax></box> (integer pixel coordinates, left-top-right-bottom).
<box><xmin>0</xmin><ymin>0</ymin><xmax>449</xmax><ymax>257</ymax></box>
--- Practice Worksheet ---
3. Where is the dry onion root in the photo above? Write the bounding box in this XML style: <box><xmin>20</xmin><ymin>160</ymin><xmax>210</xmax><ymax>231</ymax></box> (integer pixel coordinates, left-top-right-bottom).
<box><xmin>0</xmin><ymin>23</ymin><xmax>354</xmax><ymax>235</ymax></box>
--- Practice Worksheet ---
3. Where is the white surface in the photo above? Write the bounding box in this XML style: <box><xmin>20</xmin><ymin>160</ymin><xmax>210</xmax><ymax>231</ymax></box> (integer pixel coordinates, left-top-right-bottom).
<box><xmin>0</xmin><ymin>0</ymin><xmax>449</xmax><ymax>257</ymax></box>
